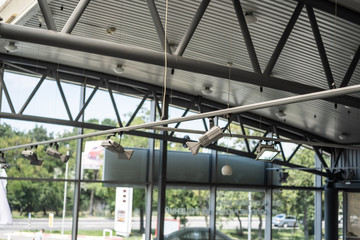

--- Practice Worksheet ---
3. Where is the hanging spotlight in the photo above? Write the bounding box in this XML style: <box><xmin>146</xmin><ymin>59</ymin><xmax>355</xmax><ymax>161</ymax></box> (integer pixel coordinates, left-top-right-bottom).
<box><xmin>221</xmin><ymin>164</ymin><xmax>233</xmax><ymax>176</ymax></box>
<box><xmin>113</xmin><ymin>64</ymin><xmax>125</xmax><ymax>74</ymax></box>
<box><xmin>46</xmin><ymin>143</ymin><xmax>70</xmax><ymax>163</ymax></box>
<box><xmin>182</xmin><ymin>135</ymin><xmax>191</xmax><ymax>148</ymax></box>
<box><xmin>0</xmin><ymin>152</ymin><xmax>10</xmax><ymax>169</ymax></box>
<box><xmin>201</xmin><ymin>85</ymin><xmax>213</xmax><ymax>95</ymax></box>
<box><xmin>278</xmin><ymin>169</ymin><xmax>289</xmax><ymax>183</ymax></box>
<box><xmin>101</xmin><ymin>134</ymin><xmax>134</xmax><ymax>160</ymax></box>
<box><xmin>341</xmin><ymin>169</ymin><xmax>355</xmax><ymax>185</ymax></box>
<box><xmin>106</xmin><ymin>27</ymin><xmax>117</xmax><ymax>34</ymax></box>
<box><xmin>4</xmin><ymin>42</ymin><xmax>18</xmax><ymax>52</ymax></box>
<box><xmin>255</xmin><ymin>143</ymin><xmax>280</xmax><ymax>161</ymax></box>
<box><xmin>22</xmin><ymin>147</ymin><xmax>43</xmax><ymax>166</ymax></box>
<box><xmin>245</xmin><ymin>12</ymin><xmax>257</xmax><ymax>25</ymax></box>
<box><xmin>0</xmin><ymin>162</ymin><xmax>10</xmax><ymax>169</ymax></box>
<box><xmin>275</xmin><ymin>110</ymin><xmax>286</xmax><ymax>119</ymax></box>
<box><xmin>339</xmin><ymin>133</ymin><xmax>347</xmax><ymax>141</ymax></box>
<box><xmin>186</xmin><ymin>126</ymin><xmax>224</xmax><ymax>155</ymax></box>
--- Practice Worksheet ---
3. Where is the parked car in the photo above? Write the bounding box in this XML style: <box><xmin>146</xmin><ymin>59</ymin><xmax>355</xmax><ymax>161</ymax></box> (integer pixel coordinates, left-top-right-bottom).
<box><xmin>154</xmin><ymin>227</ymin><xmax>232</xmax><ymax>240</ymax></box>
<box><xmin>272</xmin><ymin>214</ymin><xmax>298</xmax><ymax>227</ymax></box>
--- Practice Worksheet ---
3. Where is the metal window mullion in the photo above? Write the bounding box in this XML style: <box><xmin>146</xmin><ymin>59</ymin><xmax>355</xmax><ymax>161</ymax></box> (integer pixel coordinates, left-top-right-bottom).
<box><xmin>74</xmin><ymin>86</ymin><xmax>98</xmax><ymax>122</ymax></box>
<box><xmin>71</xmin><ymin>81</ymin><xmax>85</xmax><ymax>240</ymax></box>
<box><xmin>0</xmin><ymin>66</ymin><xmax>15</xmax><ymax>113</ymax></box>
<box><xmin>274</xmin><ymin>127</ymin><xmax>286</xmax><ymax>161</ymax></box>
<box><xmin>251</xmin><ymin>130</ymin><xmax>269</xmax><ymax>154</ymax></box>
<box><xmin>53</xmin><ymin>70</ymin><xmax>73</xmax><ymax>121</ymax></box>
<box><xmin>263</xmin><ymin>2</ymin><xmax>304</xmax><ymax>76</ymax></box>
<box><xmin>18</xmin><ymin>69</ymin><xmax>49</xmax><ymax>114</ymax></box>
<box><xmin>156</xmin><ymin>95</ymin><xmax>169</xmax><ymax>240</ymax></box>
<box><xmin>313</xmin><ymin>146</ymin><xmax>331</xmax><ymax>175</ymax></box>
<box><xmin>331</xmin><ymin>149</ymin><xmax>344</xmax><ymax>174</ymax></box>
<box><xmin>272</xmin><ymin>159</ymin><xmax>329</xmax><ymax>177</ymax></box>
<box><xmin>175</xmin><ymin>0</ymin><xmax>210</xmax><ymax>56</ymax></box>
<box><xmin>196</xmin><ymin>99</ymin><xmax>208</xmax><ymax>131</ymax></box>
<box><xmin>237</xmin><ymin>115</ymin><xmax>251</xmax><ymax>153</ymax></box>
<box><xmin>286</xmin><ymin>144</ymin><xmax>301</xmax><ymax>162</ymax></box>
<box><xmin>306</xmin><ymin>4</ymin><xmax>334</xmax><ymax>89</ymax></box>
<box><xmin>125</xmin><ymin>91</ymin><xmax>149</xmax><ymax>127</ymax></box>
<box><xmin>315</xmin><ymin>152</ymin><xmax>322</xmax><ymax>240</ymax></box>
<box><xmin>61</xmin><ymin>0</ymin><xmax>91</xmax><ymax>34</ymax></box>
<box><xmin>37</xmin><ymin>0</ymin><xmax>57</xmax><ymax>31</ymax></box>
<box><xmin>169</xmin><ymin>100</ymin><xmax>193</xmax><ymax>136</ymax></box>
<box><xmin>145</xmin><ymin>99</ymin><xmax>156</xmax><ymax>240</ymax></box>
<box><xmin>105</xmin><ymin>79</ymin><xmax>123</xmax><ymax>127</ymax></box>
<box><xmin>151</xmin><ymin>91</ymin><xmax>163</xmax><ymax>118</ymax></box>
<box><xmin>264</xmin><ymin>188</ymin><xmax>272</xmax><ymax>240</ymax></box>
<box><xmin>146</xmin><ymin>0</ymin><xmax>172</xmax><ymax>54</ymax></box>
<box><xmin>233</xmin><ymin>0</ymin><xmax>261</xmax><ymax>74</ymax></box>
<box><xmin>340</xmin><ymin>43</ymin><xmax>360</xmax><ymax>87</ymax></box>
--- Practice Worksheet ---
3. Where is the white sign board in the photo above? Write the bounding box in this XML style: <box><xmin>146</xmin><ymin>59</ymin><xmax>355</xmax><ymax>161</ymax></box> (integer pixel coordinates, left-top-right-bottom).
<box><xmin>114</xmin><ymin>187</ymin><xmax>133</xmax><ymax>237</ymax></box>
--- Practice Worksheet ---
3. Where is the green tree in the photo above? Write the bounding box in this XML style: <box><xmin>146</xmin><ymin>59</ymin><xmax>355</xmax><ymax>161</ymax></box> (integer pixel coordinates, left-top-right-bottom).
<box><xmin>166</xmin><ymin>189</ymin><xmax>199</xmax><ymax>227</ymax></box>
<box><xmin>275</xmin><ymin>148</ymin><xmax>315</xmax><ymax>239</ymax></box>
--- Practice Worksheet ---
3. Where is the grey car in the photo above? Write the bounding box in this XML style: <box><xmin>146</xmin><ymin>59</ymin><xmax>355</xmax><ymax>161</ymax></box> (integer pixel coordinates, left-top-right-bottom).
<box><xmin>272</xmin><ymin>214</ymin><xmax>298</xmax><ymax>227</ymax></box>
<box><xmin>154</xmin><ymin>227</ymin><xmax>232</xmax><ymax>240</ymax></box>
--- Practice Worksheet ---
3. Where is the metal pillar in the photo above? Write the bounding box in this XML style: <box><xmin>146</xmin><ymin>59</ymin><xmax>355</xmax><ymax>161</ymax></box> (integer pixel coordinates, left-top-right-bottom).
<box><xmin>145</xmin><ymin>100</ymin><xmax>156</xmax><ymax>240</ymax></box>
<box><xmin>314</xmin><ymin>152</ymin><xmax>322</xmax><ymax>240</ymax></box>
<box><xmin>324</xmin><ymin>183</ymin><xmax>338</xmax><ymax>240</ymax></box>
<box><xmin>71</xmin><ymin>81</ymin><xmax>86</xmax><ymax>240</ymax></box>
<box><xmin>0</xmin><ymin>63</ymin><xmax>3</xmax><ymax>122</ymax></box>
<box><xmin>209</xmin><ymin>117</ymin><xmax>218</xmax><ymax>240</ymax></box>
<box><xmin>264</xmin><ymin>188</ymin><xmax>272</xmax><ymax>240</ymax></box>
<box><xmin>156</xmin><ymin>96</ymin><xmax>169</xmax><ymax>240</ymax></box>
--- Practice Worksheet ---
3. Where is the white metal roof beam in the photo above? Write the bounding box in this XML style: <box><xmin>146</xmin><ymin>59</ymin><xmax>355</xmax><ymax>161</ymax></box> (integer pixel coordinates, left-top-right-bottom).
<box><xmin>175</xmin><ymin>0</ymin><xmax>210</xmax><ymax>56</ymax></box>
<box><xmin>1</xmin><ymin>82</ymin><xmax>360</xmax><ymax>152</ymax></box>
<box><xmin>306</xmin><ymin>4</ymin><xmax>335</xmax><ymax>89</ymax></box>
<box><xmin>37</xmin><ymin>0</ymin><xmax>57</xmax><ymax>31</ymax></box>
<box><xmin>233</xmin><ymin>0</ymin><xmax>261</xmax><ymax>74</ymax></box>
<box><xmin>297</xmin><ymin>0</ymin><xmax>360</xmax><ymax>26</ymax></box>
<box><xmin>263</xmin><ymin>2</ymin><xmax>304</xmax><ymax>77</ymax></box>
<box><xmin>1</xmin><ymin>23</ymin><xmax>360</xmax><ymax>109</ymax></box>
<box><xmin>340</xmin><ymin>43</ymin><xmax>360</xmax><ymax>88</ymax></box>
<box><xmin>146</xmin><ymin>0</ymin><xmax>172</xmax><ymax>54</ymax></box>
<box><xmin>61</xmin><ymin>0</ymin><xmax>91</xmax><ymax>34</ymax></box>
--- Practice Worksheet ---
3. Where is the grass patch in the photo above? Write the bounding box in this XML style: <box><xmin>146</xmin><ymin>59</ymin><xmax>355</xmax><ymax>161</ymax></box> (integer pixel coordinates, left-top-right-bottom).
<box><xmin>222</xmin><ymin>228</ymin><xmax>312</xmax><ymax>240</ymax></box>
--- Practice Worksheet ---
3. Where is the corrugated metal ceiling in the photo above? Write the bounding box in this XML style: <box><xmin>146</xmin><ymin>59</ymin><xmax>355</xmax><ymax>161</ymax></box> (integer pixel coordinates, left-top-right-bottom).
<box><xmin>1</xmin><ymin>0</ymin><xmax>360</xmax><ymax>144</ymax></box>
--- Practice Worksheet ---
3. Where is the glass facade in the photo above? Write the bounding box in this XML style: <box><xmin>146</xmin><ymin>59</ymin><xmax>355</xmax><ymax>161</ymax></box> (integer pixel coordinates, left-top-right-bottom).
<box><xmin>0</xmin><ymin>70</ymin><xmax>338</xmax><ymax>240</ymax></box>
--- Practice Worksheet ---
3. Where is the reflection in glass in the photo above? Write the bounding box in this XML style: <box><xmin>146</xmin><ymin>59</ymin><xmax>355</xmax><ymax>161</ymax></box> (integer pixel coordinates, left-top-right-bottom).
<box><xmin>217</xmin><ymin>190</ymin><xmax>265</xmax><ymax>239</ymax></box>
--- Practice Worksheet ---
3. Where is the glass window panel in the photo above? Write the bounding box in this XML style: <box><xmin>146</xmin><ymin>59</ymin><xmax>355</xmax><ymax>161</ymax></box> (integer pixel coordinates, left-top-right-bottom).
<box><xmin>346</xmin><ymin>192</ymin><xmax>360</xmax><ymax>238</ymax></box>
<box><xmin>216</xmin><ymin>190</ymin><xmax>265</xmax><ymax>239</ymax></box>
<box><xmin>113</xmin><ymin>94</ymin><xmax>150</xmax><ymax>126</ymax></box>
<box><xmin>3</xmin><ymin>71</ymin><xmax>40</xmax><ymax>113</ymax></box>
<box><xmin>60</xmin><ymin>81</ymin><xmax>81</xmax><ymax>122</ymax></box>
<box><xmin>78</xmin><ymin>183</ymin><xmax>145</xmax><ymax>239</ymax></box>
<box><xmin>163</xmin><ymin>187</ymin><xmax>210</xmax><ymax>239</ymax></box>
<box><xmin>23</xmin><ymin>79</ymin><xmax>70</xmax><ymax>120</ymax></box>
<box><xmin>84</xmin><ymin>88</ymin><xmax>118</xmax><ymax>124</ymax></box>
<box><xmin>272</xmin><ymin>189</ymin><xmax>315</xmax><ymax>239</ymax></box>
<box><xmin>0</xmin><ymin>179</ymin><xmax>74</xmax><ymax>240</ymax></box>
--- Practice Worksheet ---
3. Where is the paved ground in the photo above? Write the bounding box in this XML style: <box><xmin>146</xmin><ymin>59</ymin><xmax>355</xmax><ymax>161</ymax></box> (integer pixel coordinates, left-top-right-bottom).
<box><xmin>0</xmin><ymin>217</ymin><xmax>277</xmax><ymax>240</ymax></box>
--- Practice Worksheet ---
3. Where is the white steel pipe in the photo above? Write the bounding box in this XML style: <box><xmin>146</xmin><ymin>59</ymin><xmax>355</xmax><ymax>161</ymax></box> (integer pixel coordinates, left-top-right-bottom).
<box><xmin>1</xmin><ymin>83</ymin><xmax>360</xmax><ymax>152</ymax></box>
